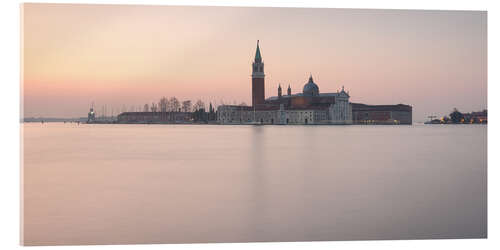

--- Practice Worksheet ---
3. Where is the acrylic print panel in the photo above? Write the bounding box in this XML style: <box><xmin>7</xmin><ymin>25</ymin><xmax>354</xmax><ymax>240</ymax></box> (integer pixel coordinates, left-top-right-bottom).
<box><xmin>21</xmin><ymin>3</ymin><xmax>487</xmax><ymax>246</ymax></box>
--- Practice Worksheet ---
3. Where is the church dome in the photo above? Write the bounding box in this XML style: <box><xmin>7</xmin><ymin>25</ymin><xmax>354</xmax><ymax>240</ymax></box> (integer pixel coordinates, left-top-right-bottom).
<box><xmin>303</xmin><ymin>75</ymin><xmax>319</xmax><ymax>96</ymax></box>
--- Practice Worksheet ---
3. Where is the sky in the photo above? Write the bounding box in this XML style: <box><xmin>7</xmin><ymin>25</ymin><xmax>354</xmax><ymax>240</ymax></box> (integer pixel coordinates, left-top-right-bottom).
<box><xmin>21</xmin><ymin>3</ymin><xmax>487</xmax><ymax>121</ymax></box>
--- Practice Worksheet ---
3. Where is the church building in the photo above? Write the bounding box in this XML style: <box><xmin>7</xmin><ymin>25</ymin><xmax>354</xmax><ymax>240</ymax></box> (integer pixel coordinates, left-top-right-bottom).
<box><xmin>217</xmin><ymin>41</ymin><xmax>353</xmax><ymax>125</ymax></box>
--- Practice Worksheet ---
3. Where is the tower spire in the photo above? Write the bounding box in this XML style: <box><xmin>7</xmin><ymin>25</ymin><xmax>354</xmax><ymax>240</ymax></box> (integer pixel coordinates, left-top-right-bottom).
<box><xmin>255</xmin><ymin>40</ymin><xmax>262</xmax><ymax>63</ymax></box>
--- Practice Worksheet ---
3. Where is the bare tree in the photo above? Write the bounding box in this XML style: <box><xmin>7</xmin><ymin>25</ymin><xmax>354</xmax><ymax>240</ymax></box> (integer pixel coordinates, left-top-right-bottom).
<box><xmin>182</xmin><ymin>100</ymin><xmax>192</xmax><ymax>112</ymax></box>
<box><xmin>159</xmin><ymin>97</ymin><xmax>168</xmax><ymax>112</ymax></box>
<box><xmin>170</xmin><ymin>97</ymin><xmax>180</xmax><ymax>112</ymax></box>
<box><xmin>143</xmin><ymin>103</ymin><xmax>149</xmax><ymax>112</ymax></box>
<box><xmin>150</xmin><ymin>102</ymin><xmax>157</xmax><ymax>112</ymax></box>
<box><xmin>166</xmin><ymin>97</ymin><xmax>171</xmax><ymax>111</ymax></box>
<box><xmin>193</xmin><ymin>99</ymin><xmax>205</xmax><ymax>111</ymax></box>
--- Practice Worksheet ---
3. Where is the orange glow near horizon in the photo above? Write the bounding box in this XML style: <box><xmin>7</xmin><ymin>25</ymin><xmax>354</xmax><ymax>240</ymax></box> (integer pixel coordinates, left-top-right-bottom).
<box><xmin>22</xmin><ymin>4</ymin><xmax>487</xmax><ymax>120</ymax></box>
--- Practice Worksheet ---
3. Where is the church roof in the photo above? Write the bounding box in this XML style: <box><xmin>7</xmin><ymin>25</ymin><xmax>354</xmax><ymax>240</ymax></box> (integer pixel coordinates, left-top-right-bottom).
<box><xmin>266</xmin><ymin>92</ymin><xmax>346</xmax><ymax>101</ymax></box>
<box><xmin>339</xmin><ymin>85</ymin><xmax>350</xmax><ymax>97</ymax></box>
<box><xmin>303</xmin><ymin>74</ymin><xmax>320</xmax><ymax>96</ymax></box>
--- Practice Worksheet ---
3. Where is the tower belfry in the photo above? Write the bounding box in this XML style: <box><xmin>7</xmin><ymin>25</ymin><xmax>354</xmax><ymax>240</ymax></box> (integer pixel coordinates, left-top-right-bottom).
<box><xmin>252</xmin><ymin>40</ymin><xmax>265</xmax><ymax>107</ymax></box>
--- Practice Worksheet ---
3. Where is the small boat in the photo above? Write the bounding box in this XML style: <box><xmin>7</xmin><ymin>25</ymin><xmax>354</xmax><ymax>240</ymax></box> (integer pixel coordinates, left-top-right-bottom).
<box><xmin>424</xmin><ymin>119</ymin><xmax>441</xmax><ymax>124</ymax></box>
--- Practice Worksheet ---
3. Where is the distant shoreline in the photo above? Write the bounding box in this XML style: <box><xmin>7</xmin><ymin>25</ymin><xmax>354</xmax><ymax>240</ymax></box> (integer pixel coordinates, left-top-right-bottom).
<box><xmin>21</xmin><ymin>121</ymin><xmax>487</xmax><ymax>126</ymax></box>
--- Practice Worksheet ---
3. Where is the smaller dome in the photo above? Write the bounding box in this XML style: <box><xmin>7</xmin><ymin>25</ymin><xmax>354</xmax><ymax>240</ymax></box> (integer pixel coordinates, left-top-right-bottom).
<box><xmin>303</xmin><ymin>75</ymin><xmax>319</xmax><ymax>96</ymax></box>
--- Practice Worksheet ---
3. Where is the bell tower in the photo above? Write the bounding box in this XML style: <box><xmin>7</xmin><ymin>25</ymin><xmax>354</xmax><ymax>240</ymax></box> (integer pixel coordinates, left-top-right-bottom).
<box><xmin>252</xmin><ymin>40</ymin><xmax>265</xmax><ymax>107</ymax></box>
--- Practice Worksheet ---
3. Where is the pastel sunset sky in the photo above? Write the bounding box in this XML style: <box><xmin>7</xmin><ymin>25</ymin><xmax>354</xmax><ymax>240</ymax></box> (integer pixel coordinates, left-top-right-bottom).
<box><xmin>22</xmin><ymin>3</ymin><xmax>487</xmax><ymax>121</ymax></box>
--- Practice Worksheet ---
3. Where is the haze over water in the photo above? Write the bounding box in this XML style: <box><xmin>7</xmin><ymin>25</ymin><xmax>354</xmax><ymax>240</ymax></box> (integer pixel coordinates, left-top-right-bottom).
<box><xmin>22</xmin><ymin>123</ymin><xmax>487</xmax><ymax>245</ymax></box>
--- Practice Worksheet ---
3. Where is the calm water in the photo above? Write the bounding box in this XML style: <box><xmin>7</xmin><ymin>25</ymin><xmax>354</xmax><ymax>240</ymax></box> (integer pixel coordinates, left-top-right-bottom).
<box><xmin>22</xmin><ymin>123</ymin><xmax>487</xmax><ymax>245</ymax></box>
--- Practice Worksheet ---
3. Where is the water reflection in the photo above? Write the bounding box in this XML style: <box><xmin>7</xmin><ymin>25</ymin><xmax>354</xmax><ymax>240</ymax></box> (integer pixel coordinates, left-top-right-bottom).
<box><xmin>22</xmin><ymin>123</ymin><xmax>487</xmax><ymax>245</ymax></box>
<box><xmin>249</xmin><ymin>125</ymin><xmax>267</xmax><ymax>239</ymax></box>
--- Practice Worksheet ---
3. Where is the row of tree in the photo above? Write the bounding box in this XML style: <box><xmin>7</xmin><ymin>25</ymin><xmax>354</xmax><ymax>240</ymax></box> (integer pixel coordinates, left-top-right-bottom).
<box><xmin>139</xmin><ymin>97</ymin><xmax>218</xmax><ymax>122</ymax></box>
<box><xmin>142</xmin><ymin>97</ymin><xmax>207</xmax><ymax>113</ymax></box>
<box><xmin>133</xmin><ymin>97</ymin><xmax>250</xmax><ymax>114</ymax></box>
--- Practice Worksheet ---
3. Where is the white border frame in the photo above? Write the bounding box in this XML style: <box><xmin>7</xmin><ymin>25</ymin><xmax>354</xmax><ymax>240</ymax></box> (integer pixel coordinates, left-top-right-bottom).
<box><xmin>2</xmin><ymin>0</ymin><xmax>497</xmax><ymax>249</ymax></box>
